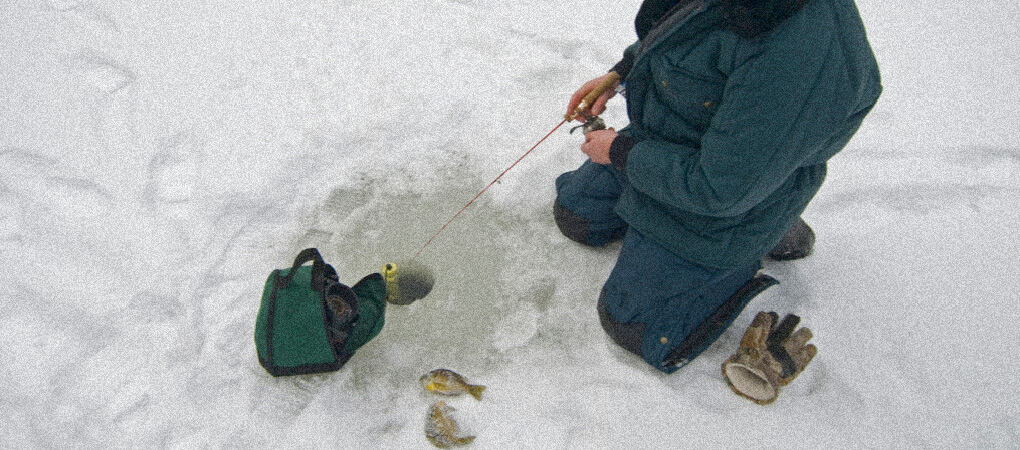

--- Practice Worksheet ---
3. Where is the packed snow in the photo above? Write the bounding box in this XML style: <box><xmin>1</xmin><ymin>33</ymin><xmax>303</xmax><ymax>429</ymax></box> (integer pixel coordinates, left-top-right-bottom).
<box><xmin>2</xmin><ymin>0</ymin><xmax>1018</xmax><ymax>448</ymax></box>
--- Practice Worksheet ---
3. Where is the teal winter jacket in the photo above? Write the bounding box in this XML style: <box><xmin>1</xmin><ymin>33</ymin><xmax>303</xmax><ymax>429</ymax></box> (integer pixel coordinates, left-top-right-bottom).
<box><xmin>609</xmin><ymin>0</ymin><xmax>882</xmax><ymax>269</ymax></box>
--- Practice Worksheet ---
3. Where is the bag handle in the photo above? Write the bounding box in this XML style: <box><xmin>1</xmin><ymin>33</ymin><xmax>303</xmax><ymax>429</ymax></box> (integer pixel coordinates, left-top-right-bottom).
<box><xmin>277</xmin><ymin>248</ymin><xmax>329</xmax><ymax>290</ymax></box>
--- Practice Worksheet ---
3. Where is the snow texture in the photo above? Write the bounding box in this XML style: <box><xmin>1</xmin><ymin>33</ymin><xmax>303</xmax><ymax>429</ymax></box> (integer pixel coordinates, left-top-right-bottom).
<box><xmin>2</xmin><ymin>0</ymin><xmax>1019</xmax><ymax>448</ymax></box>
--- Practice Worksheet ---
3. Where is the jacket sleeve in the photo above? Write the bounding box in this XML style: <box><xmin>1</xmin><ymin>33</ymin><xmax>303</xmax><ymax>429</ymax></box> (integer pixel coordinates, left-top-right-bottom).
<box><xmin>611</xmin><ymin>41</ymin><xmax>641</xmax><ymax>80</ymax></box>
<box><xmin>624</xmin><ymin>25</ymin><xmax>872</xmax><ymax>217</ymax></box>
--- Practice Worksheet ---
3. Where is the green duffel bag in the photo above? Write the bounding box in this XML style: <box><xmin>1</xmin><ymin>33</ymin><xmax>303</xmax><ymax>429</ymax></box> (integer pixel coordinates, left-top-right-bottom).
<box><xmin>255</xmin><ymin>248</ymin><xmax>386</xmax><ymax>377</ymax></box>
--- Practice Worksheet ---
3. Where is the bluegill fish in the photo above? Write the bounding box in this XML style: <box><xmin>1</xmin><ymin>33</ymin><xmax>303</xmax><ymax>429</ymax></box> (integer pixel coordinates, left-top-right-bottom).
<box><xmin>420</xmin><ymin>369</ymin><xmax>485</xmax><ymax>400</ymax></box>
<box><xmin>425</xmin><ymin>400</ymin><xmax>475</xmax><ymax>448</ymax></box>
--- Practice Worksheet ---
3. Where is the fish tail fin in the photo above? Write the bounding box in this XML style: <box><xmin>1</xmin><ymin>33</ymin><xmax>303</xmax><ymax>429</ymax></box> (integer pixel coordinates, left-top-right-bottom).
<box><xmin>468</xmin><ymin>385</ymin><xmax>485</xmax><ymax>401</ymax></box>
<box><xmin>457</xmin><ymin>435</ymin><xmax>476</xmax><ymax>446</ymax></box>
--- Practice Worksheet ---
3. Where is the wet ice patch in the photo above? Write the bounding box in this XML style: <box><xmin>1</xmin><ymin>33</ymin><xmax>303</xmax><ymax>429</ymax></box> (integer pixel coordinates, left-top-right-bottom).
<box><xmin>287</xmin><ymin>166</ymin><xmax>524</xmax><ymax>374</ymax></box>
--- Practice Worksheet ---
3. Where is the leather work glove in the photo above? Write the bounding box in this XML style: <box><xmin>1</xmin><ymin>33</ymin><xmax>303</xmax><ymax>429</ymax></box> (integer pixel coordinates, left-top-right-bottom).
<box><xmin>722</xmin><ymin>312</ymin><xmax>817</xmax><ymax>405</ymax></box>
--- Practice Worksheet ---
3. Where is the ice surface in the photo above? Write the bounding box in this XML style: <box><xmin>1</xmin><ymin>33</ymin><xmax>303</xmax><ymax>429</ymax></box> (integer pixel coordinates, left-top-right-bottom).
<box><xmin>2</xmin><ymin>0</ymin><xmax>1019</xmax><ymax>448</ymax></box>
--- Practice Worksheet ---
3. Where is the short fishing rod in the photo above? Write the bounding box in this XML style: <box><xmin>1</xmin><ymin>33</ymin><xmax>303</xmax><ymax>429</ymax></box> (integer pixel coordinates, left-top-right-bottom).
<box><xmin>411</xmin><ymin>72</ymin><xmax>621</xmax><ymax>261</ymax></box>
<box><xmin>382</xmin><ymin>73</ymin><xmax>621</xmax><ymax>305</ymax></box>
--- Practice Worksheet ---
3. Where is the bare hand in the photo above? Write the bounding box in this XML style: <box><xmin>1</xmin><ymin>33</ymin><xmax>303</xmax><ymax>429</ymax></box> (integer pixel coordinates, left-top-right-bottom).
<box><xmin>566</xmin><ymin>73</ymin><xmax>621</xmax><ymax>121</ymax></box>
<box><xmin>581</xmin><ymin>128</ymin><xmax>618</xmax><ymax>165</ymax></box>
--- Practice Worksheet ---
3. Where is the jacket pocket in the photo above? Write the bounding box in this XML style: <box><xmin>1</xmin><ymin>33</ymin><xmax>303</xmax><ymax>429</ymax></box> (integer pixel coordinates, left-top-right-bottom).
<box><xmin>650</xmin><ymin>61</ymin><xmax>724</xmax><ymax>135</ymax></box>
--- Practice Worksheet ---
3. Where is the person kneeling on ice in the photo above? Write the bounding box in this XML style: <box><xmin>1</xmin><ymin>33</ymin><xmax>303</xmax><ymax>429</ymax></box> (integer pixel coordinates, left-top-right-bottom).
<box><xmin>553</xmin><ymin>0</ymin><xmax>881</xmax><ymax>391</ymax></box>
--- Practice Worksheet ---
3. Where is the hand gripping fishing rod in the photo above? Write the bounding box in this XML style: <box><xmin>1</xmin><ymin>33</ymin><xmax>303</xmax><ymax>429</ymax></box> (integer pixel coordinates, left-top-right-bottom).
<box><xmin>410</xmin><ymin>71</ymin><xmax>622</xmax><ymax>262</ymax></box>
<box><xmin>565</xmin><ymin>71</ymin><xmax>621</xmax><ymax>127</ymax></box>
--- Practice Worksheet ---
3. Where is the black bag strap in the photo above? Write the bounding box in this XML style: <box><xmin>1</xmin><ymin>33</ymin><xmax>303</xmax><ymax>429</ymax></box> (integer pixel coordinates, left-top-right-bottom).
<box><xmin>276</xmin><ymin>248</ymin><xmax>330</xmax><ymax>290</ymax></box>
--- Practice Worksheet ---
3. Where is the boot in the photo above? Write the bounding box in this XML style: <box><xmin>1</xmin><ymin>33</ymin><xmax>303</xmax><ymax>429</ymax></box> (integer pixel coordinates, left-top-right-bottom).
<box><xmin>767</xmin><ymin>218</ymin><xmax>815</xmax><ymax>261</ymax></box>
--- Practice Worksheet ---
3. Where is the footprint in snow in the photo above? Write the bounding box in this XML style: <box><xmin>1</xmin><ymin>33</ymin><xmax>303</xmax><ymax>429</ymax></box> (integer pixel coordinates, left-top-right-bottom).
<box><xmin>0</xmin><ymin>189</ymin><xmax>25</xmax><ymax>243</ymax></box>
<box><xmin>127</xmin><ymin>292</ymin><xmax>184</xmax><ymax>323</ymax></box>
<box><xmin>0</xmin><ymin>148</ymin><xmax>113</xmax><ymax>221</ymax></box>
<box><xmin>43</xmin><ymin>176</ymin><xmax>114</xmax><ymax>220</ymax></box>
<box><xmin>491</xmin><ymin>303</ymin><xmax>540</xmax><ymax>352</ymax></box>
<box><xmin>145</xmin><ymin>132</ymin><xmax>201</xmax><ymax>204</ymax></box>
<box><xmin>69</xmin><ymin>50</ymin><xmax>136</xmax><ymax>95</ymax></box>
<box><xmin>48</xmin><ymin>0</ymin><xmax>120</xmax><ymax>31</ymax></box>
<box><xmin>47</xmin><ymin>0</ymin><xmax>83</xmax><ymax>11</ymax></box>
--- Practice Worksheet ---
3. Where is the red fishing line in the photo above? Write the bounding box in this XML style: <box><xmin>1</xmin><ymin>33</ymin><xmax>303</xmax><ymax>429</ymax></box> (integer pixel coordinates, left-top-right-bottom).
<box><xmin>412</xmin><ymin>118</ymin><xmax>569</xmax><ymax>260</ymax></box>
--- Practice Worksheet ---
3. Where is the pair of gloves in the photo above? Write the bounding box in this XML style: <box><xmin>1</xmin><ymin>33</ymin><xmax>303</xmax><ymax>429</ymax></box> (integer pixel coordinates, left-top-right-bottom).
<box><xmin>722</xmin><ymin>312</ymin><xmax>818</xmax><ymax>405</ymax></box>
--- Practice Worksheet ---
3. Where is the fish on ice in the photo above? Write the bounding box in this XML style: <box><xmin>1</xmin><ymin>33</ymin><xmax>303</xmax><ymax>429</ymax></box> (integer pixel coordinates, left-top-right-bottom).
<box><xmin>420</xmin><ymin>369</ymin><xmax>485</xmax><ymax>400</ymax></box>
<box><xmin>425</xmin><ymin>400</ymin><xmax>475</xmax><ymax>448</ymax></box>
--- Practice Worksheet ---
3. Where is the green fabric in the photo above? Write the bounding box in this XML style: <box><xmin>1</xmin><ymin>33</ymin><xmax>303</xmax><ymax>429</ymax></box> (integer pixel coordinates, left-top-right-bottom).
<box><xmin>255</xmin><ymin>266</ymin><xmax>340</xmax><ymax>375</ymax></box>
<box><xmin>614</xmin><ymin>0</ymin><xmax>882</xmax><ymax>269</ymax></box>
<box><xmin>343</xmin><ymin>273</ymin><xmax>387</xmax><ymax>354</ymax></box>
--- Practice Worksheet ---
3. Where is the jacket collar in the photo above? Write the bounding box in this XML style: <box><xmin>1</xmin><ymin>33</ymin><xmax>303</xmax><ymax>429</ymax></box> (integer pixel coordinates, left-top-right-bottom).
<box><xmin>722</xmin><ymin>0</ymin><xmax>811</xmax><ymax>38</ymax></box>
<box><xmin>637</xmin><ymin>0</ymin><xmax>809</xmax><ymax>42</ymax></box>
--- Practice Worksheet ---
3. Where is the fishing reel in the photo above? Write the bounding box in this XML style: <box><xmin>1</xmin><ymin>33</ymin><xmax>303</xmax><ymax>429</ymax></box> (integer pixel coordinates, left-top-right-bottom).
<box><xmin>569</xmin><ymin>114</ymin><xmax>607</xmax><ymax>135</ymax></box>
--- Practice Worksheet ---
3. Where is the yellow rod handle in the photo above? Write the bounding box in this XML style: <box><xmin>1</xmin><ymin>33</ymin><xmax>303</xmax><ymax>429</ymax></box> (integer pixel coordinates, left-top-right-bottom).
<box><xmin>566</xmin><ymin>71</ymin><xmax>621</xmax><ymax>121</ymax></box>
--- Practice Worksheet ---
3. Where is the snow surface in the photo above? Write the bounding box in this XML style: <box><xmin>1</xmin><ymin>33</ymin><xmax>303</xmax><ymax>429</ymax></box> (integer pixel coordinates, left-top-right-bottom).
<box><xmin>2</xmin><ymin>0</ymin><xmax>1019</xmax><ymax>448</ymax></box>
